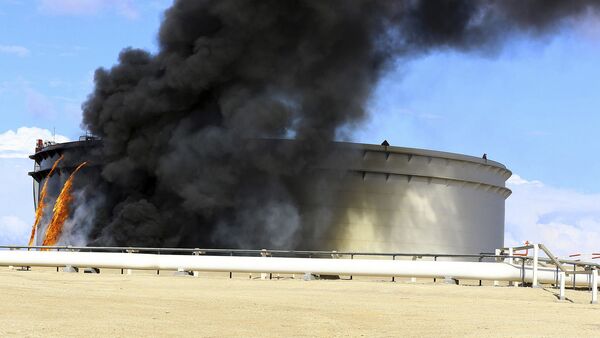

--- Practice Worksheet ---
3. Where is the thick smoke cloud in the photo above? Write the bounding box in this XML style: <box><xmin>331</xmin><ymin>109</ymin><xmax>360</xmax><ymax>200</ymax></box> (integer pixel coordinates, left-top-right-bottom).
<box><xmin>81</xmin><ymin>0</ymin><xmax>598</xmax><ymax>248</ymax></box>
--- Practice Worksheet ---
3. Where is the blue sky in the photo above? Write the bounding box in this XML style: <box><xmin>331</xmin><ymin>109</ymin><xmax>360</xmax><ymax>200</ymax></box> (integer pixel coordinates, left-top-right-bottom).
<box><xmin>1</xmin><ymin>0</ymin><xmax>599</xmax><ymax>256</ymax></box>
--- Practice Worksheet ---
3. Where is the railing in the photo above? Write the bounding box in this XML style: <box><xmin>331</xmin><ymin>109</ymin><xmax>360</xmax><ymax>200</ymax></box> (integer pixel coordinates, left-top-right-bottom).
<box><xmin>0</xmin><ymin>245</ymin><xmax>522</xmax><ymax>258</ymax></box>
<box><xmin>500</xmin><ymin>243</ymin><xmax>598</xmax><ymax>303</ymax></box>
<box><xmin>501</xmin><ymin>243</ymin><xmax>600</xmax><ymax>274</ymax></box>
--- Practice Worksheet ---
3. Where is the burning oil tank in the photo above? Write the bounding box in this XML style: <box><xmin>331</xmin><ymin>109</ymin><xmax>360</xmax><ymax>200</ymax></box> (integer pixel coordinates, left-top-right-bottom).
<box><xmin>29</xmin><ymin>137</ymin><xmax>103</xmax><ymax>246</ymax></box>
<box><xmin>29</xmin><ymin>139</ymin><xmax>511</xmax><ymax>254</ymax></box>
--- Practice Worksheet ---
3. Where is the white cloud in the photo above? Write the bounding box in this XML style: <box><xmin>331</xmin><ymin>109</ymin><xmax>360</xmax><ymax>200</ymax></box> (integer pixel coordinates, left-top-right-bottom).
<box><xmin>38</xmin><ymin>0</ymin><xmax>139</xmax><ymax>19</ymax></box>
<box><xmin>0</xmin><ymin>44</ymin><xmax>30</xmax><ymax>57</ymax></box>
<box><xmin>506</xmin><ymin>174</ymin><xmax>543</xmax><ymax>187</ymax></box>
<box><xmin>506</xmin><ymin>174</ymin><xmax>600</xmax><ymax>259</ymax></box>
<box><xmin>0</xmin><ymin>127</ymin><xmax>70</xmax><ymax>159</ymax></box>
<box><xmin>0</xmin><ymin>215</ymin><xmax>29</xmax><ymax>245</ymax></box>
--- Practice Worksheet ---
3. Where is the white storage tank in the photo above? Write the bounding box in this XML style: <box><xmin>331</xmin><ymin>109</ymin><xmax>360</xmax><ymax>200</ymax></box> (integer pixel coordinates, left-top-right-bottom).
<box><xmin>29</xmin><ymin>140</ymin><xmax>511</xmax><ymax>255</ymax></box>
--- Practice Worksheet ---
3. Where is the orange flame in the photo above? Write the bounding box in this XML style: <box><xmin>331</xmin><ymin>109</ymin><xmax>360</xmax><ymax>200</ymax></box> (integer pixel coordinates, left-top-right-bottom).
<box><xmin>28</xmin><ymin>155</ymin><xmax>64</xmax><ymax>246</ymax></box>
<box><xmin>42</xmin><ymin>162</ymin><xmax>87</xmax><ymax>247</ymax></box>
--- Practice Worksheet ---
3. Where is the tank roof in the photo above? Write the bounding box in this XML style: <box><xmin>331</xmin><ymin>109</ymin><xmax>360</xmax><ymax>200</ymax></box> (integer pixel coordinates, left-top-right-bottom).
<box><xmin>29</xmin><ymin>139</ymin><xmax>102</xmax><ymax>161</ymax></box>
<box><xmin>28</xmin><ymin>138</ymin><xmax>510</xmax><ymax>174</ymax></box>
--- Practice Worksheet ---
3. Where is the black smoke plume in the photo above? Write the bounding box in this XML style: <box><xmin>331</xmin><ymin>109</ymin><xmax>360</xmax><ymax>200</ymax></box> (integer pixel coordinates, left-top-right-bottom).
<box><xmin>80</xmin><ymin>0</ymin><xmax>598</xmax><ymax>248</ymax></box>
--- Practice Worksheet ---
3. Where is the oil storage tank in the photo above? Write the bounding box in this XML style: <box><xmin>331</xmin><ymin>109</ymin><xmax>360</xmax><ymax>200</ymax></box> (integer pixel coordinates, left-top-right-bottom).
<box><xmin>29</xmin><ymin>137</ymin><xmax>103</xmax><ymax>246</ymax></box>
<box><xmin>29</xmin><ymin>139</ymin><xmax>511</xmax><ymax>254</ymax></box>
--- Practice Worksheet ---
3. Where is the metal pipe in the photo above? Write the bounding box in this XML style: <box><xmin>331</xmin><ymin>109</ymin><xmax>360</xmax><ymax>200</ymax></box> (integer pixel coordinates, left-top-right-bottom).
<box><xmin>0</xmin><ymin>250</ymin><xmax>595</xmax><ymax>286</ymax></box>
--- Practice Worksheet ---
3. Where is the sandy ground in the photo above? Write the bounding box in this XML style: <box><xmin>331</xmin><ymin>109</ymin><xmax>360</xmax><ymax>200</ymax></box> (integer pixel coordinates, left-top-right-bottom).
<box><xmin>0</xmin><ymin>268</ymin><xmax>598</xmax><ymax>337</ymax></box>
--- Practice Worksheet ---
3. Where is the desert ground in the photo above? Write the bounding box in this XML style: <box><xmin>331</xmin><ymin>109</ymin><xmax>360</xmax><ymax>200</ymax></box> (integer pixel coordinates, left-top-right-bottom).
<box><xmin>0</xmin><ymin>268</ymin><xmax>598</xmax><ymax>337</ymax></box>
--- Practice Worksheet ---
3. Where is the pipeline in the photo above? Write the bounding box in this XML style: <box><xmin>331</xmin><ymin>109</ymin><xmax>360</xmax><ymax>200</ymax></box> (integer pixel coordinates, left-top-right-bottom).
<box><xmin>0</xmin><ymin>250</ymin><xmax>595</xmax><ymax>286</ymax></box>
